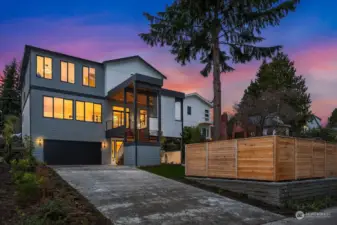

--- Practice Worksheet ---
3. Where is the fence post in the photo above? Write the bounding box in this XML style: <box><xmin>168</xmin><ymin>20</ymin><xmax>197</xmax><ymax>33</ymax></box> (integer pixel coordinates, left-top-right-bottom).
<box><xmin>205</xmin><ymin>142</ymin><xmax>209</xmax><ymax>176</ymax></box>
<box><xmin>235</xmin><ymin>139</ymin><xmax>238</xmax><ymax>179</ymax></box>
<box><xmin>273</xmin><ymin>135</ymin><xmax>277</xmax><ymax>181</ymax></box>
<box><xmin>185</xmin><ymin>144</ymin><xmax>187</xmax><ymax>176</ymax></box>
<box><xmin>325</xmin><ymin>142</ymin><xmax>327</xmax><ymax>178</ymax></box>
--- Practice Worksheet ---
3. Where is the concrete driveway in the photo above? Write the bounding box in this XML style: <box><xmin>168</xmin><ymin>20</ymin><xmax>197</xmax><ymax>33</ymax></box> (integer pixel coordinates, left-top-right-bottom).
<box><xmin>53</xmin><ymin>165</ymin><xmax>284</xmax><ymax>225</ymax></box>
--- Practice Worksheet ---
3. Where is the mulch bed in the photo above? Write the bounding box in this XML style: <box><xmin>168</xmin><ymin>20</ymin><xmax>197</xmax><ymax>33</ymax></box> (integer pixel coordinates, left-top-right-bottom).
<box><xmin>0</xmin><ymin>164</ymin><xmax>112</xmax><ymax>225</ymax></box>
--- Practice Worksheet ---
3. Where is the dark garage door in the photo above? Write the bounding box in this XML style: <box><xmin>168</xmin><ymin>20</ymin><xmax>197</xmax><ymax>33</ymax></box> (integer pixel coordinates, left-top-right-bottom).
<box><xmin>44</xmin><ymin>140</ymin><xmax>101</xmax><ymax>165</ymax></box>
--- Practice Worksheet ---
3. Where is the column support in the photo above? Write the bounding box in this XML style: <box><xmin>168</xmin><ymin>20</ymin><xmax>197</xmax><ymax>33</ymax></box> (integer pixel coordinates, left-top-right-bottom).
<box><xmin>157</xmin><ymin>90</ymin><xmax>162</xmax><ymax>143</ymax></box>
<box><xmin>123</xmin><ymin>88</ymin><xmax>127</xmax><ymax>143</ymax></box>
<box><xmin>133</xmin><ymin>81</ymin><xmax>138</xmax><ymax>166</ymax></box>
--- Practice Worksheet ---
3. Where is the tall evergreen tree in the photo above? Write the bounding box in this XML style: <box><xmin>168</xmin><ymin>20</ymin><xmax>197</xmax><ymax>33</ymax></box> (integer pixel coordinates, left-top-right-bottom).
<box><xmin>328</xmin><ymin>108</ymin><xmax>337</xmax><ymax>128</ymax></box>
<box><xmin>0</xmin><ymin>59</ymin><xmax>21</xmax><ymax>128</ymax></box>
<box><xmin>241</xmin><ymin>52</ymin><xmax>311</xmax><ymax>133</ymax></box>
<box><xmin>140</xmin><ymin>0</ymin><xmax>300</xmax><ymax>140</ymax></box>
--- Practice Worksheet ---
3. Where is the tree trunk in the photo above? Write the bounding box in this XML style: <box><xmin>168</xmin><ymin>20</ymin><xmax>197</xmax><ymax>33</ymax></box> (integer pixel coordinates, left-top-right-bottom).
<box><xmin>212</xmin><ymin>34</ymin><xmax>221</xmax><ymax>141</ymax></box>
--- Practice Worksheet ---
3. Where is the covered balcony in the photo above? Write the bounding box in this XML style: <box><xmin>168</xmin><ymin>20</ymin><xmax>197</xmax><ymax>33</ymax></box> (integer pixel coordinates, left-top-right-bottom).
<box><xmin>105</xmin><ymin>73</ymin><xmax>162</xmax><ymax>145</ymax></box>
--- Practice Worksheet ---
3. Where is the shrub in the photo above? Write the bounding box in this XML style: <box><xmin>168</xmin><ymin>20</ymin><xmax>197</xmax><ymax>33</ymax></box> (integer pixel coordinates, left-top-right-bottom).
<box><xmin>23</xmin><ymin>200</ymin><xmax>69</xmax><ymax>225</ymax></box>
<box><xmin>14</xmin><ymin>172</ymin><xmax>43</xmax><ymax>204</ymax></box>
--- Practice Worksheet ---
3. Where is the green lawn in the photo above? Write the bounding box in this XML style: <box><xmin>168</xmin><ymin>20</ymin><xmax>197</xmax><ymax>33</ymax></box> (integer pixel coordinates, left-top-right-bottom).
<box><xmin>139</xmin><ymin>164</ymin><xmax>185</xmax><ymax>180</ymax></box>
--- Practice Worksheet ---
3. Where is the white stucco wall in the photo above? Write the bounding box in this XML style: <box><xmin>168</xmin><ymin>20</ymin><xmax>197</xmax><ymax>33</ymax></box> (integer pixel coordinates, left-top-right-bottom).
<box><xmin>104</xmin><ymin>59</ymin><xmax>164</xmax><ymax>95</ymax></box>
<box><xmin>183</xmin><ymin>96</ymin><xmax>212</xmax><ymax>127</ymax></box>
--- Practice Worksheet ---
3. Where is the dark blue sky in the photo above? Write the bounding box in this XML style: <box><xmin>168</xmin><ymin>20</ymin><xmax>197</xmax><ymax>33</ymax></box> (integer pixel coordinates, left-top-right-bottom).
<box><xmin>1</xmin><ymin>0</ymin><xmax>337</xmax><ymax>122</ymax></box>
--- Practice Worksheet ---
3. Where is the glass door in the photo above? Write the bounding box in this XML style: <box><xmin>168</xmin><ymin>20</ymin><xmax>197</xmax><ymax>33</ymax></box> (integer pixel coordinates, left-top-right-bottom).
<box><xmin>111</xmin><ymin>140</ymin><xmax>124</xmax><ymax>164</ymax></box>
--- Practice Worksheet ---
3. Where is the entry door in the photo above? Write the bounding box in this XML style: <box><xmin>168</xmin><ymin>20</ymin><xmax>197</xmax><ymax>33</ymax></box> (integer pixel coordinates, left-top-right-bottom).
<box><xmin>111</xmin><ymin>140</ymin><xmax>123</xmax><ymax>163</ymax></box>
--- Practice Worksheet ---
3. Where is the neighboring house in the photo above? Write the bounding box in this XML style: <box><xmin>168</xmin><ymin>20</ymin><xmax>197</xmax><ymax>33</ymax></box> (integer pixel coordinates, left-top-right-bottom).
<box><xmin>183</xmin><ymin>93</ymin><xmax>213</xmax><ymax>140</ymax></box>
<box><xmin>20</xmin><ymin>45</ymin><xmax>186</xmax><ymax>166</ymax></box>
<box><xmin>303</xmin><ymin>114</ymin><xmax>321</xmax><ymax>131</ymax></box>
<box><xmin>230</xmin><ymin>113</ymin><xmax>291</xmax><ymax>138</ymax></box>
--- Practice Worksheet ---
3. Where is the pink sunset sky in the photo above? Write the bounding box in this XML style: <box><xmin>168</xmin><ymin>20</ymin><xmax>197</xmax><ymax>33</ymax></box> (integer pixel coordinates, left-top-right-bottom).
<box><xmin>1</xmin><ymin>1</ymin><xmax>337</xmax><ymax>125</ymax></box>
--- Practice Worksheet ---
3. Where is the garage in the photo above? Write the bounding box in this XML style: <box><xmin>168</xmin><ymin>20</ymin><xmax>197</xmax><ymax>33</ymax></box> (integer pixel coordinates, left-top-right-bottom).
<box><xmin>44</xmin><ymin>140</ymin><xmax>101</xmax><ymax>165</ymax></box>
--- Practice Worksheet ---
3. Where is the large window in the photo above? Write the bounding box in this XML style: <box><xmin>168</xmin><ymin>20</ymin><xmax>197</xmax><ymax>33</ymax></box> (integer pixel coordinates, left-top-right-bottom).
<box><xmin>76</xmin><ymin>101</ymin><xmax>101</xmax><ymax>123</ymax></box>
<box><xmin>61</xmin><ymin>61</ymin><xmax>75</xmax><ymax>83</ymax></box>
<box><xmin>43</xmin><ymin>96</ymin><xmax>73</xmax><ymax>120</ymax></box>
<box><xmin>82</xmin><ymin>66</ymin><xmax>95</xmax><ymax>87</ymax></box>
<box><xmin>37</xmin><ymin>56</ymin><xmax>52</xmax><ymax>79</ymax></box>
<box><xmin>175</xmin><ymin>99</ymin><xmax>182</xmax><ymax>121</ymax></box>
<box><xmin>112</xmin><ymin>106</ymin><xmax>130</xmax><ymax>128</ymax></box>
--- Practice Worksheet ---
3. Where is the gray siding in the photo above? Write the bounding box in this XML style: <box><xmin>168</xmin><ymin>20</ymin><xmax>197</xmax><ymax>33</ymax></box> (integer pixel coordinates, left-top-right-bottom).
<box><xmin>30</xmin><ymin>89</ymin><xmax>105</xmax><ymax>142</ymax></box>
<box><xmin>137</xmin><ymin>145</ymin><xmax>160</xmax><ymax>166</ymax></box>
<box><xmin>30</xmin><ymin>49</ymin><xmax>105</xmax><ymax>97</ymax></box>
<box><xmin>22</xmin><ymin>95</ymin><xmax>30</xmax><ymax>137</ymax></box>
<box><xmin>124</xmin><ymin>145</ymin><xmax>136</xmax><ymax>166</ymax></box>
<box><xmin>22</xmin><ymin>56</ymin><xmax>31</xmax><ymax>110</ymax></box>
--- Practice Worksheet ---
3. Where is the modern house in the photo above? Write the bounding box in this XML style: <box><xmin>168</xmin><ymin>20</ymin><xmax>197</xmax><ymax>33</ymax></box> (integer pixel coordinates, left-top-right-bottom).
<box><xmin>183</xmin><ymin>93</ymin><xmax>213</xmax><ymax>140</ymax></box>
<box><xmin>20</xmin><ymin>45</ymin><xmax>186</xmax><ymax>166</ymax></box>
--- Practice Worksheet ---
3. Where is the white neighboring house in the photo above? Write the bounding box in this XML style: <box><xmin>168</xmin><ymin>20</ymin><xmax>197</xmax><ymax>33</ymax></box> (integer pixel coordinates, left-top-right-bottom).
<box><xmin>183</xmin><ymin>93</ymin><xmax>213</xmax><ymax>139</ymax></box>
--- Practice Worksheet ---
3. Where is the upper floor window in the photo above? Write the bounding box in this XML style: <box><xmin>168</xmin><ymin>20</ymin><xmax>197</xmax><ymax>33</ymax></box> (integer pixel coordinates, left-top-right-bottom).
<box><xmin>187</xmin><ymin>106</ymin><xmax>192</xmax><ymax>115</ymax></box>
<box><xmin>175</xmin><ymin>99</ymin><xmax>181</xmax><ymax>121</ymax></box>
<box><xmin>82</xmin><ymin>66</ymin><xmax>95</xmax><ymax>87</ymax></box>
<box><xmin>205</xmin><ymin>109</ymin><xmax>209</xmax><ymax>121</ymax></box>
<box><xmin>76</xmin><ymin>100</ymin><xmax>101</xmax><ymax>123</ymax></box>
<box><xmin>43</xmin><ymin>96</ymin><xmax>73</xmax><ymax>120</ymax></box>
<box><xmin>61</xmin><ymin>61</ymin><xmax>75</xmax><ymax>83</ymax></box>
<box><xmin>37</xmin><ymin>56</ymin><xmax>52</xmax><ymax>79</ymax></box>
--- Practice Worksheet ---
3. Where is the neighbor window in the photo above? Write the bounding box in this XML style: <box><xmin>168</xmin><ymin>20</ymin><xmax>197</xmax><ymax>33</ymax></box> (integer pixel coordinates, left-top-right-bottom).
<box><xmin>76</xmin><ymin>101</ymin><xmax>101</xmax><ymax>123</ymax></box>
<box><xmin>43</xmin><ymin>96</ymin><xmax>73</xmax><ymax>119</ymax></box>
<box><xmin>61</xmin><ymin>61</ymin><xmax>75</xmax><ymax>83</ymax></box>
<box><xmin>187</xmin><ymin>106</ymin><xmax>192</xmax><ymax>115</ymax></box>
<box><xmin>175</xmin><ymin>99</ymin><xmax>181</xmax><ymax>121</ymax></box>
<box><xmin>113</xmin><ymin>106</ymin><xmax>130</xmax><ymax>128</ymax></box>
<box><xmin>37</xmin><ymin>56</ymin><xmax>52</xmax><ymax>79</ymax></box>
<box><xmin>83</xmin><ymin>66</ymin><xmax>95</xmax><ymax>87</ymax></box>
<box><xmin>205</xmin><ymin>109</ymin><xmax>209</xmax><ymax>121</ymax></box>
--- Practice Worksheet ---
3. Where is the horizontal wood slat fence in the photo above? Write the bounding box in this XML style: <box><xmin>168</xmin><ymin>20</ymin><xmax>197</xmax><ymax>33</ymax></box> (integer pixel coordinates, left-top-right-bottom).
<box><xmin>185</xmin><ymin>136</ymin><xmax>337</xmax><ymax>181</ymax></box>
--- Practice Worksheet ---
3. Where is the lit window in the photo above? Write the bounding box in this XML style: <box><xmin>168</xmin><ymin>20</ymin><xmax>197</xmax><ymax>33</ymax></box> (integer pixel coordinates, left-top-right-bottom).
<box><xmin>54</xmin><ymin>98</ymin><xmax>64</xmax><ymax>119</ymax></box>
<box><xmin>149</xmin><ymin>96</ymin><xmax>157</xmax><ymax>117</ymax></box>
<box><xmin>139</xmin><ymin>109</ymin><xmax>147</xmax><ymax>128</ymax></box>
<box><xmin>112</xmin><ymin>106</ymin><xmax>130</xmax><ymax>128</ymax></box>
<box><xmin>82</xmin><ymin>67</ymin><xmax>88</xmax><ymax>86</ymax></box>
<box><xmin>83</xmin><ymin>66</ymin><xmax>95</xmax><ymax>87</ymax></box>
<box><xmin>61</xmin><ymin>61</ymin><xmax>75</xmax><ymax>83</ymax></box>
<box><xmin>89</xmin><ymin>68</ymin><xmax>95</xmax><ymax>87</ymax></box>
<box><xmin>85</xmin><ymin>102</ymin><xmax>93</xmax><ymax>122</ymax></box>
<box><xmin>43</xmin><ymin>97</ymin><xmax>53</xmax><ymax>117</ymax></box>
<box><xmin>76</xmin><ymin>101</ymin><xmax>84</xmax><ymax>121</ymax></box>
<box><xmin>43</xmin><ymin>97</ymin><xmax>73</xmax><ymax>120</ymax></box>
<box><xmin>94</xmin><ymin>104</ymin><xmax>101</xmax><ymax>122</ymax></box>
<box><xmin>64</xmin><ymin>99</ymin><xmax>73</xmax><ymax>119</ymax></box>
<box><xmin>37</xmin><ymin>56</ymin><xmax>52</xmax><ymax>79</ymax></box>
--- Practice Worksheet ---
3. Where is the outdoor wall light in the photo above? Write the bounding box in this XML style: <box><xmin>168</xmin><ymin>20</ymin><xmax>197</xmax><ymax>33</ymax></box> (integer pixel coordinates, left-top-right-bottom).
<box><xmin>36</xmin><ymin>138</ymin><xmax>43</xmax><ymax>147</ymax></box>
<box><xmin>102</xmin><ymin>141</ymin><xmax>107</xmax><ymax>149</ymax></box>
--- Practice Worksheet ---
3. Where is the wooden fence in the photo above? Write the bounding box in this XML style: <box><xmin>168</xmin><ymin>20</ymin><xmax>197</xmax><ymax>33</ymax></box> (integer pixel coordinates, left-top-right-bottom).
<box><xmin>185</xmin><ymin>136</ymin><xmax>337</xmax><ymax>181</ymax></box>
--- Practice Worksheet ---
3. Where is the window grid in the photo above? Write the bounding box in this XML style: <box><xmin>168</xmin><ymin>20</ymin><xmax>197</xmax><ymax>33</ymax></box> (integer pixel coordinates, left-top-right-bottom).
<box><xmin>82</xmin><ymin>66</ymin><xmax>96</xmax><ymax>87</ymax></box>
<box><xmin>76</xmin><ymin>100</ymin><xmax>102</xmax><ymax>123</ymax></box>
<box><xmin>43</xmin><ymin>96</ymin><xmax>73</xmax><ymax>120</ymax></box>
